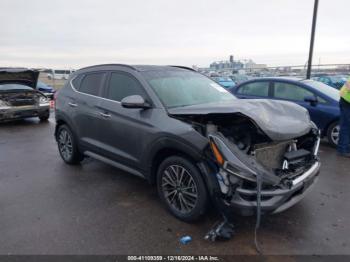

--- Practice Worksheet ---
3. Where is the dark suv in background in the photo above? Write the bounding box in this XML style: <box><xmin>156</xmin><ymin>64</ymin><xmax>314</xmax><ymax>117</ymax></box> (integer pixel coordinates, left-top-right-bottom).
<box><xmin>55</xmin><ymin>64</ymin><xmax>321</xmax><ymax>221</ymax></box>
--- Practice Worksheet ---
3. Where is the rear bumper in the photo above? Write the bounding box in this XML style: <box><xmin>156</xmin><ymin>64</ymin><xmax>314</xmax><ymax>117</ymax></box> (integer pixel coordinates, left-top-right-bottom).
<box><xmin>224</xmin><ymin>161</ymin><xmax>321</xmax><ymax>216</ymax></box>
<box><xmin>0</xmin><ymin>104</ymin><xmax>50</xmax><ymax>121</ymax></box>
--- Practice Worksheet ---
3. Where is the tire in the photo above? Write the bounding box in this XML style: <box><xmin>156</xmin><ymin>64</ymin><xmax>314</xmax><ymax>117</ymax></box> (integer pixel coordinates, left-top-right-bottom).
<box><xmin>327</xmin><ymin>121</ymin><xmax>339</xmax><ymax>148</ymax></box>
<box><xmin>56</xmin><ymin>124</ymin><xmax>84</xmax><ymax>164</ymax></box>
<box><xmin>157</xmin><ymin>156</ymin><xmax>208</xmax><ymax>222</ymax></box>
<box><xmin>39</xmin><ymin>111</ymin><xmax>50</xmax><ymax>121</ymax></box>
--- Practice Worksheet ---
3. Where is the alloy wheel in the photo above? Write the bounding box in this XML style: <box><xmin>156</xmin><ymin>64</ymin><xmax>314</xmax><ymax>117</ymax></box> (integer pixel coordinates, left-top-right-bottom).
<box><xmin>161</xmin><ymin>165</ymin><xmax>198</xmax><ymax>214</ymax></box>
<box><xmin>58</xmin><ymin>129</ymin><xmax>73</xmax><ymax>161</ymax></box>
<box><xmin>331</xmin><ymin>124</ymin><xmax>340</xmax><ymax>145</ymax></box>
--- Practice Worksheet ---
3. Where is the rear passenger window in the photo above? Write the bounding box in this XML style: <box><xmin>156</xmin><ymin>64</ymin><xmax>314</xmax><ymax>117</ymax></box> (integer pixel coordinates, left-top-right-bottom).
<box><xmin>106</xmin><ymin>72</ymin><xmax>146</xmax><ymax>102</ymax></box>
<box><xmin>237</xmin><ymin>82</ymin><xmax>269</xmax><ymax>97</ymax></box>
<box><xmin>79</xmin><ymin>73</ymin><xmax>105</xmax><ymax>96</ymax></box>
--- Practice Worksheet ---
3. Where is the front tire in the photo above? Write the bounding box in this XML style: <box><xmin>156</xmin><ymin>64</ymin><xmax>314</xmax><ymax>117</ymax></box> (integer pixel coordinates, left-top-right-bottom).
<box><xmin>157</xmin><ymin>156</ymin><xmax>208</xmax><ymax>222</ymax></box>
<box><xmin>327</xmin><ymin>121</ymin><xmax>339</xmax><ymax>147</ymax></box>
<box><xmin>56</xmin><ymin>124</ymin><xmax>83</xmax><ymax>164</ymax></box>
<box><xmin>39</xmin><ymin>111</ymin><xmax>50</xmax><ymax>121</ymax></box>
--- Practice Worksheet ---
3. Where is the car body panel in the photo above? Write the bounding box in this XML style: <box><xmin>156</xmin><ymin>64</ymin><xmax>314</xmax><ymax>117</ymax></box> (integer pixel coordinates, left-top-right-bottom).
<box><xmin>168</xmin><ymin>98</ymin><xmax>312</xmax><ymax>141</ymax></box>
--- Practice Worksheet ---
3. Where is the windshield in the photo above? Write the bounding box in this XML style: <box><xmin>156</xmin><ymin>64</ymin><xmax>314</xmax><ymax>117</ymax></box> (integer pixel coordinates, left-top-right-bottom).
<box><xmin>302</xmin><ymin>80</ymin><xmax>340</xmax><ymax>101</ymax></box>
<box><xmin>0</xmin><ymin>83</ymin><xmax>33</xmax><ymax>91</ymax></box>
<box><xmin>142</xmin><ymin>70</ymin><xmax>236</xmax><ymax>108</ymax></box>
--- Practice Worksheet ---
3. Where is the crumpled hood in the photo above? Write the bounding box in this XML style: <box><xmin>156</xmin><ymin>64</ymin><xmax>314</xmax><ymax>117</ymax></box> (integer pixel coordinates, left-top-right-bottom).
<box><xmin>0</xmin><ymin>68</ymin><xmax>39</xmax><ymax>88</ymax></box>
<box><xmin>168</xmin><ymin>99</ymin><xmax>313</xmax><ymax>141</ymax></box>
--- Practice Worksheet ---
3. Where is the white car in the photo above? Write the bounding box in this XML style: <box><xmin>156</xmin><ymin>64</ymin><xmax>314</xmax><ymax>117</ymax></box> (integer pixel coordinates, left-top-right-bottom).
<box><xmin>47</xmin><ymin>69</ymin><xmax>74</xmax><ymax>80</ymax></box>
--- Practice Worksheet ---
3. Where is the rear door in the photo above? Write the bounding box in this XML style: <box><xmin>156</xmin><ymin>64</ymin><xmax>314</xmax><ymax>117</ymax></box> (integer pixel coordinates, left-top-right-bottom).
<box><xmin>235</xmin><ymin>80</ymin><xmax>272</xmax><ymax>99</ymax></box>
<box><xmin>95</xmin><ymin>70</ymin><xmax>153</xmax><ymax>169</ymax></box>
<box><xmin>72</xmin><ymin>72</ymin><xmax>107</xmax><ymax>151</ymax></box>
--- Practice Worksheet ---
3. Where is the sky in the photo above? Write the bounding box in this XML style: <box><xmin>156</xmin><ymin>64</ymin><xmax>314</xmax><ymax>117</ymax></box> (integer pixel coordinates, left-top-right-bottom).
<box><xmin>0</xmin><ymin>0</ymin><xmax>349</xmax><ymax>69</ymax></box>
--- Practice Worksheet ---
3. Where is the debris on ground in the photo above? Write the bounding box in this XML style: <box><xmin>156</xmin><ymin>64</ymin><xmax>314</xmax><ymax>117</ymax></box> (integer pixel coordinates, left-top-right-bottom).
<box><xmin>179</xmin><ymin>235</ymin><xmax>192</xmax><ymax>245</ymax></box>
<box><xmin>204</xmin><ymin>216</ymin><xmax>235</xmax><ymax>241</ymax></box>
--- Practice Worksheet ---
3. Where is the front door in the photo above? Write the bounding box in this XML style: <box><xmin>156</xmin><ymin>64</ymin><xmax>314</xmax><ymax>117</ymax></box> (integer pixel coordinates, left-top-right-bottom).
<box><xmin>95</xmin><ymin>71</ymin><xmax>154</xmax><ymax>169</ymax></box>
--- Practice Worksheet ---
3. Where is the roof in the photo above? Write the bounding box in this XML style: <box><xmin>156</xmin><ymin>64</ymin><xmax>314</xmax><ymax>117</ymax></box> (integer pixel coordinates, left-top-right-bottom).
<box><xmin>77</xmin><ymin>64</ymin><xmax>195</xmax><ymax>73</ymax></box>
<box><xmin>258</xmin><ymin>76</ymin><xmax>304</xmax><ymax>81</ymax></box>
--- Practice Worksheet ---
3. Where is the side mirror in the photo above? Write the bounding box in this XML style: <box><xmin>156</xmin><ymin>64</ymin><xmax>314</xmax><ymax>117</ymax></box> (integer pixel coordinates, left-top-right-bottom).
<box><xmin>121</xmin><ymin>95</ymin><xmax>151</xmax><ymax>109</ymax></box>
<box><xmin>304</xmin><ymin>95</ymin><xmax>318</xmax><ymax>106</ymax></box>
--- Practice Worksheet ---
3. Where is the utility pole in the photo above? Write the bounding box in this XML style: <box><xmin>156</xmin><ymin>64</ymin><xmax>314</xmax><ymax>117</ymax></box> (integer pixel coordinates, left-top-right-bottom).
<box><xmin>306</xmin><ymin>0</ymin><xmax>319</xmax><ymax>79</ymax></box>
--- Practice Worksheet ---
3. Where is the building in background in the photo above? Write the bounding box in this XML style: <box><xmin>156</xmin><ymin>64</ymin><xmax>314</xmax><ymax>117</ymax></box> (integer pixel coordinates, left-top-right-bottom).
<box><xmin>209</xmin><ymin>55</ymin><xmax>244</xmax><ymax>72</ymax></box>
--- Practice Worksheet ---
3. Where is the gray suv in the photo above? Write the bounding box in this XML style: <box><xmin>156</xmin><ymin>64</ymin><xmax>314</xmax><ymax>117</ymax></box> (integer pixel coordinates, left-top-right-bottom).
<box><xmin>55</xmin><ymin>64</ymin><xmax>321</xmax><ymax>222</ymax></box>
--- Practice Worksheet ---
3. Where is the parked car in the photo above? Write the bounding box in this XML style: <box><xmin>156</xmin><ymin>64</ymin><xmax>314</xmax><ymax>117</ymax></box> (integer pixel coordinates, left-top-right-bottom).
<box><xmin>0</xmin><ymin>68</ymin><xmax>50</xmax><ymax>122</ymax></box>
<box><xmin>231</xmin><ymin>77</ymin><xmax>340</xmax><ymax>146</ymax></box>
<box><xmin>313</xmin><ymin>75</ymin><xmax>347</xmax><ymax>89</ymax></box>
<box><xmin>36</xmin><ymin>81</ymin><xmax>55</xmax><ymax>99</ymax></box>
<box><xmin>47</xmin><ymin>69</ymin><xmax>74</xmax><ymax>80</ymax></box>
<box><xmin>229</xmin><ymin>74</ymin><xmax>251</xmax><ymax>84</ymax></box>
<box><xmin>55</xmin><ymin>64</ymin><xmax>320</xmax><ymax>221</ymax></box>
<box><xmin>211</xmin><ymin>76</ymin><xmax>236</xmax><ymax>88</ymax></box>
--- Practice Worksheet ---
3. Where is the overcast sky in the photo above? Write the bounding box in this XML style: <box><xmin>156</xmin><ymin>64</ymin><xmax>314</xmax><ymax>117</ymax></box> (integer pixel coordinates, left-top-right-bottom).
<box><xmin>1</xmin><ymin>0</ymin><xmax>349</xmax><ymax>69</ymax></box>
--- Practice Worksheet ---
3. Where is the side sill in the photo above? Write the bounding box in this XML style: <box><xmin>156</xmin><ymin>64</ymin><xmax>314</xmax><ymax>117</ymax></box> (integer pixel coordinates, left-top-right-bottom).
<box><xmin>84</xmin><ymin>151</ymin><xmax>145</xmax><ymax>179</ymax></box>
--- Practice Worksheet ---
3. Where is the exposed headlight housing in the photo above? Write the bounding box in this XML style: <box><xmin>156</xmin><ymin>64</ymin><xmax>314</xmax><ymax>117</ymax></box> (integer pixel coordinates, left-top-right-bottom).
<box><xmin>209</xmin><ymin>134</ymin><xmax>257</xmax><ymax>182</ymax></box>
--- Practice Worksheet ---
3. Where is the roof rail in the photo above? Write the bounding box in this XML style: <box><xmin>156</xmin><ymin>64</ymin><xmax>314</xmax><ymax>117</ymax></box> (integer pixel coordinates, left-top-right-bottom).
<box><xmin>78</xmin><ymin>64</ymin><xmax>137</xmax><ymax>71</ymax></box>
<box><xmin>169</xmin><ymin>65</ymin><xmax>196</xmax><ymax>71</ymax></box>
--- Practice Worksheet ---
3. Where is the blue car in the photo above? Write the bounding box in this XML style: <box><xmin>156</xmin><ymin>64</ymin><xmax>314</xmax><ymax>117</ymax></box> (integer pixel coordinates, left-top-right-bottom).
<box><xmin>36</xmin><ymin>81</ymin><xmax>55</xmax><ymax>99</ymax></box>
<box><xmin>231</xmin><ymin>77</ymin><xmax>340</xmax><ymax>147</ymax></box>
<box><xmin>314</xmin><ymin>75</ymin><xmax>347</xmax><ymax>90</ymax></box>
<box><xmin>212</xmin><ymin>77</ymin><xmax>236</xmax><ymax>89</ymax></box>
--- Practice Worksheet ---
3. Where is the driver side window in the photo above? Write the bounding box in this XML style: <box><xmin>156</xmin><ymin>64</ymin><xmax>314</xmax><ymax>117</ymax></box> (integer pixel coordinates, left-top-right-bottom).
<box><xmin>106</xmin><ymin>72</ymin><xmax>147</xmax><ymax>102</ymax></box>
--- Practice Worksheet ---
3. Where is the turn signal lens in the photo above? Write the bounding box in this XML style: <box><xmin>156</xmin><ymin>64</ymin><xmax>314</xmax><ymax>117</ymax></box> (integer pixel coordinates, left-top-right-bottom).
<box><xmin>210</xmin><ymin>141</ymin><xmax>224</xmax><ymax>166</ymax></box>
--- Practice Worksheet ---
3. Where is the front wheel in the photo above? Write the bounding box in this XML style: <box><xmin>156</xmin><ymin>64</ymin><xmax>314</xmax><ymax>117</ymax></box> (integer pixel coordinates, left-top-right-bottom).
<box><xmin>157</xmin><ymin>156</ymin><xmax>208</xmax><ymax>222</ymax></box>
<box><xmin>327</xmin><ymin>121</ymin><xmax>339</xmax><ymax>148</ymax></box>
<box><xmin>39</xmin><ymin>111</ymin><xmax>50</xmax><ymax>121</ymax></box>
<box><xmin>56</xmin><ymin>124</ymin><xmax>83</xmax><ymax>164</ymax></box>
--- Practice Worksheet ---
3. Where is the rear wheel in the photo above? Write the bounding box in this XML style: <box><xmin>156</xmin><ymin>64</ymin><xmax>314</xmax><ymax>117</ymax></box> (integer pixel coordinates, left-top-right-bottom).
<box><xmin>157</xmin><ymin>156</ymin><xmax>208</xmax><ymax>222</ymax></box>
<box><xmin>56</xmin><ymin>124</ymin><xmax>83</xmax><ymax>164</ymax></box>
<box><xmin>327</xmin><ymin>121</ymin><xmax>339</xmax><ymax>148</ymax></box>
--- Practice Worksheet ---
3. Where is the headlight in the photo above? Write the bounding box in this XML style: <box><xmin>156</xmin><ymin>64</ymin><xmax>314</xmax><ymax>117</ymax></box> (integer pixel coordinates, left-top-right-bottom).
<box><xmin>39</xmin><ymin>96</ymin><xmax>49</xmax><ymax>105</ymax></box>
<box><xmin>0</xmin><ymin>99</ymin><xmax>10</xmax><ymax>109</ymax></box>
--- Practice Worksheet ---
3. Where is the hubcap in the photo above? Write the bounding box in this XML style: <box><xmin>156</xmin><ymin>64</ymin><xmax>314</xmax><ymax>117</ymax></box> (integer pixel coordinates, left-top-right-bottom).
<box><xmin>58</xmin><ymin>129</ymin><xmax>73</xmax><ymax>160</ymax></box>
<box><xmin>161</xmin><ymin>165</ymin><xmax>198</xmax><ymax>214</ymax></box>
<box><xmin>331</xmin><ymin>125</ymin><xmax>340</xmax><ymax>145</ymax></box>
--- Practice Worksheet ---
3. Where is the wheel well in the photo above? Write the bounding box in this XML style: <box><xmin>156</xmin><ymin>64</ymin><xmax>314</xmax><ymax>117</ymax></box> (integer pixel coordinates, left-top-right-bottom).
<box><xmin>324</xmin><ymin>119</ymin><xmax>339</xmax><ymax>136</ymax></box>
<box><xmin>55</xmin><ymin>119</ymin><xmax>67</xmax><ymax>138</ymax></box>
<box><xmin>149</xmin><ymin>148</ymin><xmax>199</xmax><ymax>185</ymax></box>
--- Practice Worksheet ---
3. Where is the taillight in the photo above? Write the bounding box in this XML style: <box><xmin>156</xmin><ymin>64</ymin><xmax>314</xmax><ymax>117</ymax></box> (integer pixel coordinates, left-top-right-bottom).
<box><xmin>53</xmin><ymin>90</ymin><xmax>58</xmax><ymax>101</ymax></box>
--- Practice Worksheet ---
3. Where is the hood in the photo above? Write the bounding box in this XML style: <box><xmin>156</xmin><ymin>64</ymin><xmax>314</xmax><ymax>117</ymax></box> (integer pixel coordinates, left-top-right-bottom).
<box><xmin>168</xmin><ymin>99</ymin><xmax>313</xmax><ymax>141</ymax></box>
<box><xmin>0</xmin><ymin>68</ymin><xmax>39</xmax><ymax>89</ymax></box>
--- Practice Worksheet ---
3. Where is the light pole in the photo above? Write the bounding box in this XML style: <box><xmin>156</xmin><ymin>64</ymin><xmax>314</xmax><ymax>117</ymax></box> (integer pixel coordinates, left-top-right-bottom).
<box><xmin>306</xmin><ymin>0</ymin><xmax>319</xmax><ymax>79</ymax></box>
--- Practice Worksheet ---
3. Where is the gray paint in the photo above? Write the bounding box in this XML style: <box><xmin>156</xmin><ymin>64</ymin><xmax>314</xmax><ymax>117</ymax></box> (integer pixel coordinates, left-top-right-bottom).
<box><xmin>168</xmin><ymin>99</ymin><xmax>312</xmax><ymax>141</ymax></box>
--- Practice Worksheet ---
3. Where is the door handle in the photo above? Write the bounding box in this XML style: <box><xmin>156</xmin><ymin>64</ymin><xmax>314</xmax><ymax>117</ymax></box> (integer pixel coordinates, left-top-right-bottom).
<box><xmin>68</xmin><ymin>102</ymin><xmax>78</xmax><ymax>107</ymax></box>
<box><xmin>99</xmin><ymin>112</ymin><xmax>111</xmax><ymax>118</ymax></box>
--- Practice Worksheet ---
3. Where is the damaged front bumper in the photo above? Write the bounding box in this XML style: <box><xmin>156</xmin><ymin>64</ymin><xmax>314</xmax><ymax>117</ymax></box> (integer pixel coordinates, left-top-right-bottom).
<box><xmin>223</xmin><ymin>161</ymin><xmax>320</xmax><ymax>216</ymax></box>
<box><xmin>208</xmin><ymin>131</ymin><xmax>321</xmax><ymax>216</ymax></box>
<box><xmin>0</xmin><ymin>104</ymin><xmax>50</xmax><ymax>121</ymax></box>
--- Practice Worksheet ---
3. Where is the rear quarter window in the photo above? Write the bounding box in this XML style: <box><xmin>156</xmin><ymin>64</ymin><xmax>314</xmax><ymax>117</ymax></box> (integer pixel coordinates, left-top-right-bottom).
<box><xmin>78</xmin><ymin>73</ymin><xmax>105</xmax><ymax>96</ymax></box>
